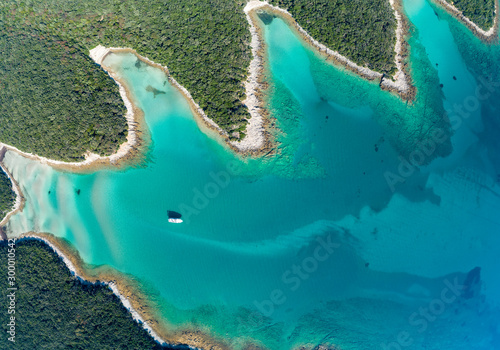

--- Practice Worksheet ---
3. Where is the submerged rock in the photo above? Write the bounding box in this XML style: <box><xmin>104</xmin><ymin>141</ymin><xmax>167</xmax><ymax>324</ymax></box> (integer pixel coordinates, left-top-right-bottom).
<box><xmin>463</xmin><ymin>266</ymin><xmax>481</xmax><ymax>299</ymax></box>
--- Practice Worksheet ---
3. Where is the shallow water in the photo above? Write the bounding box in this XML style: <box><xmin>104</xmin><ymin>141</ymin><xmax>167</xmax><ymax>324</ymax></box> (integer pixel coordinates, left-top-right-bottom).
<box><xmin>4</xmin><ymin>0</ymin><xmax>500</xmax><ymax>348</ymax></box>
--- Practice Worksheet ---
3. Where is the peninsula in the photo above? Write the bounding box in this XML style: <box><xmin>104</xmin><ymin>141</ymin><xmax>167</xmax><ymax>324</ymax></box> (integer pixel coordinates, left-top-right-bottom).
<box><xmin>0</xmin><ymin>0</ymin><xmax>411</xmax><ymax>163</ymax></box>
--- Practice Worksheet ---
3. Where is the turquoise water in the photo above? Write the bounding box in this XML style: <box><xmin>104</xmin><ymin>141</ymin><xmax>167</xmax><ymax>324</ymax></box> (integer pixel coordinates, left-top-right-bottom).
<box><xmin>4</xmin><ymin>0</ymin><xmax>500</xmax><ymax>348</ymax></box>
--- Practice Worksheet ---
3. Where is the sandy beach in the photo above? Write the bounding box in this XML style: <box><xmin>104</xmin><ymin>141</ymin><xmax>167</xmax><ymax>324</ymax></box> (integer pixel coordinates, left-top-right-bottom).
<box><xmin>235</xmin><ymin>3</ymin><xmax>268</xmax><ymax>153</ymax></box>
<box><xmin>431</xmin><ymin>0</ymin><xmax>499</xmax><ymax>41</ymax></box>
<box><xmin>383</xmin><ymin>0</ymin><xmax>413</xmax><ymax>97</ymax></box>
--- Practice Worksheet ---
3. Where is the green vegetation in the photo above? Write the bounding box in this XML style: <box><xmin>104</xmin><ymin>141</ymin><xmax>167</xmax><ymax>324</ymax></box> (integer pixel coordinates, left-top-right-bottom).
<box><xmin>0</xmin><ymin>6</ymin><xmax>128</xmax><ymax>161</ymax></box>
<box><xmin>445</xmin><ymin>0</ymin><xmax>495</xmax><ymax>30</ymax></box>
<box><xmin>268</xmin><ymin>0</ymin><xmax>398</xmax><ymax>75</ymax></box>
<box><xmin>0</xmin><ymin>0</ymin><xmax>414</xmax><ymax>160</ymax></box>
<box><xmin>0</xmin><ymin>0</ymin><xmax>409</xmax><ymax>160</ymax></box>
<box><xmin>0</xmin><ymin>167</ymin><xmax>15</xmax><ymax>219</ymax></box>
<box><xmin>0</xmin><ymin>239</ymin><xmax>173</xmax><ymax>349</ymax></box>
<box><xmin>0</xmin><ymin>0</ymin><xmax>252</xmax><ymax>161</ymax></box>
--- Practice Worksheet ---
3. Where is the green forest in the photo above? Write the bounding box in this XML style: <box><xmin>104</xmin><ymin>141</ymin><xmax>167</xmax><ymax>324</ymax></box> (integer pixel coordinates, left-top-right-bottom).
<box><xmin>0</xmin><ymin>4</ymin><xmax>128</xmax><ymax>161</ymax></box>
<box><xmin>445</xmin><ymin>0</ymin><xmax>496</xmax><ymax>30</ymax></box>
<box><xmin>268</xmin><ymin>0</ymin><xmax>398</xmax><ymax>75</ymax></box>
<box><xmin>0</xmin><ymin>0</ymin><xmax>252</xmax><ymax>161</ymax></box>
<box><xmin>0</xmin><ymin>239</ymin><xmax>175</xmax><ymax>349</ymax></box>
<box><xmin>1</xmin><ymin>0</ymin><xmax>407</xmax><ymax>160</ymax></box>
<box><xmin>0</xmin><ymin>168</ymin><xmax>15</xmax><ymax>219</ymax></box>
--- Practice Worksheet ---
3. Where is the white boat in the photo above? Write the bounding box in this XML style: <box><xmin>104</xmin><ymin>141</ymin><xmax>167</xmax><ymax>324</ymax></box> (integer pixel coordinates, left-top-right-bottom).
<box><xmin>167</xmin><ymin>210</ymin><xmax>183</xmax><ymax>223</ymax></box>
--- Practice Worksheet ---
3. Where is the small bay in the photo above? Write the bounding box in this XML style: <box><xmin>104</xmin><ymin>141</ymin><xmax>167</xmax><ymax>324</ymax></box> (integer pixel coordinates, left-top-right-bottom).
<box><xmin>4</xmin><ymin>1</ymin><xmax>500</xmax><ymax>348</ymax></box>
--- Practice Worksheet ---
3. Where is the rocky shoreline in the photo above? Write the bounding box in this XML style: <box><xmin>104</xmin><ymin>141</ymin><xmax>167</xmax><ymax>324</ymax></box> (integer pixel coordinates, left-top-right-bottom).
<box><xmin>431</xmin><ymin>0</ymin><xmax>499</xmax><ymax>42</ymax></box>
<box><xmin>0</xmin><ymin>148</ymin><xmax>25</xmax><ymax>227</ymax></box>
<box><xmin>12</xmin><ymin>232</ymin><xmax>235</xmax><ymax>350</ymax></box>
<box><xmin>0</xmin><ymin>57</ymin><xmax>148</xmax><ymax>173</ymax></box>
<box><xmin>244</xmin><ymin>0</ymin><xmax>415</xmax><ymax>101</ymax></box>
<box><xmin>0</xmin><ymin>0</ymin><xmax>417</xmax><ymax>167</ymax></box>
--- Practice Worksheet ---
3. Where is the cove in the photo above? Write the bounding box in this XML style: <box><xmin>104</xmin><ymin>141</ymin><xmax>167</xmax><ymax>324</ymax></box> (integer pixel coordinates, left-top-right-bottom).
<box><xmin>4</xmin><ymin>1</ymin><xmax>500</xmax><ymax>349</ymax></box>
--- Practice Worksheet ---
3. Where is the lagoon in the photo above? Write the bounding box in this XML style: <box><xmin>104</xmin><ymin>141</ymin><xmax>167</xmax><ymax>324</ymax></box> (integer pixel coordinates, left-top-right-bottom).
<box><xmin>4</xmin><ymin>0</ymin><xmax>500</xmax><ymax>348</ymax></box>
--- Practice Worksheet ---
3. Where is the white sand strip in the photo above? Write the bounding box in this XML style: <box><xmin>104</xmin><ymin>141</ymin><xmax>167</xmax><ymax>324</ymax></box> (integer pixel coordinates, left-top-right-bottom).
<box><xmin>382</xmin><ymin>0</ymin><xmax>412</xmax><ymax>93</ymax></box>
<box><xmin>232</xmin><ymin>3</ymin><xmax>267</xmax><ymax>152</ymax></box>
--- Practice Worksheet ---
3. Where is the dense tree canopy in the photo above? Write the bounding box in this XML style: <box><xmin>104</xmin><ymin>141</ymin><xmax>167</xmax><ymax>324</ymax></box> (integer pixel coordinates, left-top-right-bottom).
<box><xmin>445</xmin><ymin>0</ymin><xmax>496</xmax><ymax>30</ymax></box>
<box><xmin>0</xmin><ymin>167</ymin><xmax>15</xmax><ymax>219</ymax></box>
<box><xmin>0</xmin><ymin>0</ymin><xmax>252</xmax><ymax>161</ymax></box>
<box><xmin>1</xmin><ymin>0</ymin><xmax>408</xmax><ymax>160</ymax></box>
<box><xmin>0</xmin><ymin>17</ymin><xmax>128</xmax><ymax>161</ymax></box>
